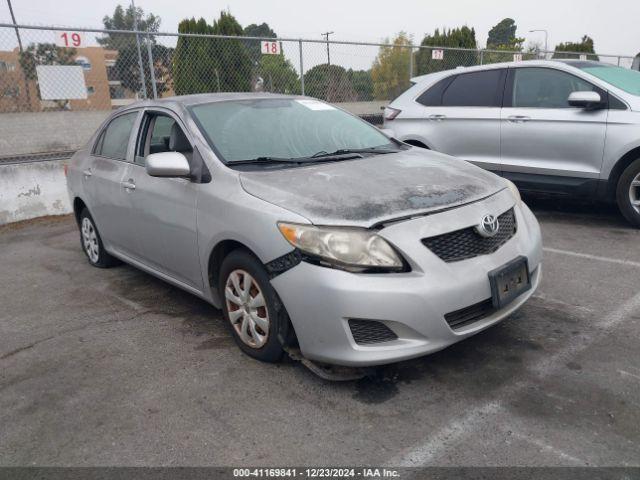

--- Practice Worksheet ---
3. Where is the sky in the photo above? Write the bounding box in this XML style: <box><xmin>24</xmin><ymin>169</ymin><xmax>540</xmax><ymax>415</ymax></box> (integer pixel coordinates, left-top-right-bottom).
<box><xmin>1</xmin><ymin>0</ymin><xmax>639</xmax><ymax>57</ymax></box>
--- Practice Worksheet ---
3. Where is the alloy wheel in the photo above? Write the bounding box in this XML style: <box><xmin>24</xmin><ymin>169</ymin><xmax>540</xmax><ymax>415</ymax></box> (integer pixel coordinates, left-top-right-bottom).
<box><xmin>224</xmin><ymin>269</ymin><xmax>269</xmax><ymax>348</ymax></box>
<box><xmin>81</xmin><ymin>217</ymin><xmax>100</xmax><ymax>263</ymax></box>
<box><xmin>630</xmin><ymin>173</ymin><xmax>640</xmax><ymax>214</ymax></box>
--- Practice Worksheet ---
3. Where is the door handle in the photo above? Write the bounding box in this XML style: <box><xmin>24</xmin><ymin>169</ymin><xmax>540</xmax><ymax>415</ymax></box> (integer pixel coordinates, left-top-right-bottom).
<box><xmin>507</xmin><ymin>115</ymin><xmax>531</xmax><ymax>123</ymax></box>
<box><xmin>121</xmin><ymin>179</ymin><xmax>136</xmax><ymax>191</ymax></box>
<box><xmin>428</xmin><ymin>114</ymin><xmax>446</xmax><ymax>121</ymax></box>
<box><xmin>82</xmin><ymin>168</ymin><xmax>92</xmax><ymax>178</ymax></box>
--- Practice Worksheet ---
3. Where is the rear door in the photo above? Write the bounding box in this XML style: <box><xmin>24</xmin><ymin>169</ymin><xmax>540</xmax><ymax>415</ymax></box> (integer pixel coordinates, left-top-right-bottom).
<box><xmin>417</xmin><ymin>68</ymin><xmax>507</xmax><ymax>173</ymax></box>
<box><xmin>87</xmin><ymin>110</ymin><xmax>140</xmax><ymax>255</ymax></box>
<box><xmin>126</xmin><ymin>109</ymin><xmax>203</xmax><ymax>291</ymax></box>
<box><xmin>500</xmin><ymin>67</ymin><xmax>608</xmax><ymax>193</ymax></box>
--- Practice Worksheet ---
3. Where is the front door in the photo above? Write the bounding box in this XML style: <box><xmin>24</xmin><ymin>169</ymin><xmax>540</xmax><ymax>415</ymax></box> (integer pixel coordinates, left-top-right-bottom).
<box><xmin>500</xmin><ymin>67</ymin><xmax>608</xmax><ymax>193</ymax></box>
<box><xmin>126</xmin><ymin>110</ymin><xmax>203</xmax><ymax>291</ymax></box>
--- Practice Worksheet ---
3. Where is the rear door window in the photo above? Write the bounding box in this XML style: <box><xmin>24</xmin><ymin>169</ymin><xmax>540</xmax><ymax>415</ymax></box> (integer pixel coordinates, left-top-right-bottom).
<box><xmin>441</xmin><ymin>69</ymin><xmax>505</xmax><ymax>107</ymax></box>
<box><xmin>95</xmin><ymin>111</ymin><xmax>138</xmax><ymax>160</ymax></box>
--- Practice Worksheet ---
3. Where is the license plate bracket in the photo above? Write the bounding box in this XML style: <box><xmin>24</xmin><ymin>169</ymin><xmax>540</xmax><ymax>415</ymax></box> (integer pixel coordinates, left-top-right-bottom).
<box><xmin>488</xmin><ymin>256</ymin><xmax>531</xmax><ymax>309</ymax></box>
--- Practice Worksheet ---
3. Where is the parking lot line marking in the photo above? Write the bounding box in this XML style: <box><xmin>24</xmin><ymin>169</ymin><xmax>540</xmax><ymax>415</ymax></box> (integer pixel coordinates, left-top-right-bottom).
<box><xmin>543</xmin><ymin>247</ymin><xmax>640</xmax><ymax>268</ymax></box>
<box><xmin>619</xmin><ymin>370</ymin><xmax>640</xmax><ymax>381</ymax></box>
<box><xmin>389</xmin><ymin>291</ymin><xmax>640</xmax><ymax>467</ymax></box>
<box><xmin>508</xmin><ymin>431</ymin><xmax>585</xmax><ymax>465</ymax></box>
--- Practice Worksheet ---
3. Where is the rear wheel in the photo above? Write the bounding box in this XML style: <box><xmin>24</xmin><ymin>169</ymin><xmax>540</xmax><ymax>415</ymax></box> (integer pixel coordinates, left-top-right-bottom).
<box><xmin>616</xmin><ymin>158</ymin><xmax>640</xmax><ymax>228</ymax></box>
<box><xmin>79</xmin><ymin>208</ymin><xmax>119</xmax><ymax>267</ymax></box>
<box><xmin>219</xmin><ymin>250</ymin><xmax>291</xmax><ymax>362</ymax></box>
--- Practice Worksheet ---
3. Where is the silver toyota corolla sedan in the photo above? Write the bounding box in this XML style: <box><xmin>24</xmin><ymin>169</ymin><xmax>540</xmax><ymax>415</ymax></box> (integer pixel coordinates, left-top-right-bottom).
<box><xmin>67</xmin><ymin>93</ymin><xmax>542</xmax><ymax>367</ymax></box>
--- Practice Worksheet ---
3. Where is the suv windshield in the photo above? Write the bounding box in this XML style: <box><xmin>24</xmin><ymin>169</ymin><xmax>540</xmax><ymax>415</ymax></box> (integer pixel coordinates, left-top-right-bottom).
<box><xmin>189</xmin><ymin>98</ymin><xmax>395</xmax><ymax>163</ymax></box>
<box><xmin>576</xmin><ymin>64</ymin><xmax>640</xmax><ymax>96</ymax></box>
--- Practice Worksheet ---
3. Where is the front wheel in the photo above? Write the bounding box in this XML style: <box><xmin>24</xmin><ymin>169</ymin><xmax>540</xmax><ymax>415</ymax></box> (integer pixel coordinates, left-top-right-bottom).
<box><xmin>616</xmin><ymin>158</ymin><xmax>640</xmax><ymax>228</ymax></box>
<box><xmin>219</xmin><ymin>250</ymin><xmax>292</xmax><ymax>363</ymax></box>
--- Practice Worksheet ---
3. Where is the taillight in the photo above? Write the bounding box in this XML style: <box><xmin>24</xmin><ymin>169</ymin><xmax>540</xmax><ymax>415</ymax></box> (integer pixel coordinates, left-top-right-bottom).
<box><xmin>383</xmin><ymin>106</ymin><xmax>401</xmax><ymax>121</ymax></box>
<box><xmin>63</xmin><ymin>164</ymin><xmax>68</xmax><ymax>176</ymax></box>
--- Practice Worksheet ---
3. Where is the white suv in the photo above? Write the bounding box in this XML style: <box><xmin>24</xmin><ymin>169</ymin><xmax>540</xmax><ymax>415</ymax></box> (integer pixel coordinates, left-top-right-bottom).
<box><xmin>384</xmin><ymin>60</ymin><xmax>640</xmax><ymax>227</ymax></box>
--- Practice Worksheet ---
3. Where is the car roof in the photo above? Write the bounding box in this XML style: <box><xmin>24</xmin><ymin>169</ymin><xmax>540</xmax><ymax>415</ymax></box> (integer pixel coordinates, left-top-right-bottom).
<box><xmin>119</xmin><ymin>92</ymin><xmax>301</xmax><ymax>112</ymax></box>
<box><xmin>409</xmin><ymin>59</ymin><xmax>607</xmax><ymax>83</ymax></box>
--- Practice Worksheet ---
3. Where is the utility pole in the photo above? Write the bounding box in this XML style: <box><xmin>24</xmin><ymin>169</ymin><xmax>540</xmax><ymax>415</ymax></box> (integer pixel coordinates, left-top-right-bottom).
<box><xmin>321</xmin><ymin>31</ymin><xmax>334</xmax><ymax>65</ymax></box>
<box><xmin>131</xmin><ymin>0</ymin><xmax>148</xmax><ymax>99</ymax></box>
<box><xmin>6</xmin><ymin>0</ymin><xmax>23</xmax><ymax>52</ymax></box>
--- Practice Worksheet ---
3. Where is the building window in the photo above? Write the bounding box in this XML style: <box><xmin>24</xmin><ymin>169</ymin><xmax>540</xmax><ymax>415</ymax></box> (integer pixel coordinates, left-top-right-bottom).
<box><xmin>0</xmin><ymin>60</ymin><xmax>15</xmax><ymax>72</ymax></box>
<box><xmin>109</xmin><ymin>85</ymin><xmax>126</xmax><ymax>99</ymax></box>
<box><xmin>87</xmin><ymin>86</ymin><xmax>95</xmax><ymax>95</ymax></box>
<box><xmin>75</xmin><ymin>56</ymin><xmax>92</xmax><ymax>70</ymax></box>
<box><xmin>2</xmin><ymin>86</ymin><xmax>20</xmax><ymax>97</ymax></box>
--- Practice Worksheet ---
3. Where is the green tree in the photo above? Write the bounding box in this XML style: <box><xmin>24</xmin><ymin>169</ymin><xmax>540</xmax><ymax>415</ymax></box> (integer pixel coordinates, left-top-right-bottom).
<box><xmin>371</xmin><ymin>32</ymin><xmax>412</xmax><ymax>100</ymax></box>
<box><xmin>173</xmin><ymin>12</ymin><xmax>252</xmax><ymax>94</ymax></box>
<box><xmin>173</xmin><ymin>18</ymin><xmax>216</xmax><ymax>95</ymax></box>
<box><xmin>553</xmin><ymin>35</ymin><xmax>599</xmax><ymax>60</ymax></box>
<box><xmin>487</xmin><ymin>18</ymin><xmax>523</xmax><ymax>49</ymax></box>
<box><xmin>98</xmin><ymin>4</ymin><xmax>161</xmax><ymax>50</ymax></box>
<box><xmin>19</xmin><ymin>43</ymin><xmax>77</xmax><ymax>80</ymax></box>
<box><xmin>258</xmin><ymin>54</ymin><xmax>300</xmax><ymax>94</ymax></box>
<box><xmin>211</xmin><ymin>11</ymin><xmax>252</xmax><ymax>92</ymax></box>
<box><xmin>347</xmin><ymin>69</ymin><xmax>373</xmax><ymax>101</ymax></box>
<box><xmin>415</xmin><ymin>26</ymin><xmax>477</xmax><ymax>75</ymax></box>
<box><xmin>99</xmin><ymin>4</ymin><xmax>169</xmax><ymax>97</ymax></box>
<box><xmin>113</xmin><ymin>43</ymin><xmax>173</xmax><ymax>97</ymax></box>
<box><xmin>304</xmin><ymin>64</ymin><xmax>357</xmax><ymax>102</ymax></box>
<box><xmin>483</xmin><ymin>18</ymin><xmax>525</xmax><ymax>65</ymax></box>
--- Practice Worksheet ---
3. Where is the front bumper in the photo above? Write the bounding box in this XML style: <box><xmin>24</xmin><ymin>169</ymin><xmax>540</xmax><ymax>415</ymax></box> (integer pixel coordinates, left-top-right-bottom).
<box><xmin>271</xmin><ymin>190</ymin><xmax>543</xmax><ymax>367</ymax></box>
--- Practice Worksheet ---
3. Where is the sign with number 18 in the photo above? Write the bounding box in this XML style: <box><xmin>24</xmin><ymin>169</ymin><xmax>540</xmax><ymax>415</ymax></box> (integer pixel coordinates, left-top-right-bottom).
<box><xmin>261</xmin><ymin>41</ymin><xmax>281</xmax><ymax>55</ymax></box>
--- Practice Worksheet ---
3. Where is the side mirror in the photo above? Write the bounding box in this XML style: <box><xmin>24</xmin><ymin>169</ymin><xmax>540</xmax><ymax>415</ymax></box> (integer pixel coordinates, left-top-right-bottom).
<box><xmin>145</xmin><ymin>152</ymin><xmax>191</xmax><ymax>178</ymax></box>
<box><xmin>568</xmin><ymin>91</ymin><xmax>604</xmax><ymax>109</ymax></box>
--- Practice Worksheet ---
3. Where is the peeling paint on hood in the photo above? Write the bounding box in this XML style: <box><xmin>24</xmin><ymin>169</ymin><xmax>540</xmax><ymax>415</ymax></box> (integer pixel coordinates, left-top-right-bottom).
<box><xmin>239</xmin><ymin>148</ymin><xmax>505</xmax><ymax>227</ymax></box>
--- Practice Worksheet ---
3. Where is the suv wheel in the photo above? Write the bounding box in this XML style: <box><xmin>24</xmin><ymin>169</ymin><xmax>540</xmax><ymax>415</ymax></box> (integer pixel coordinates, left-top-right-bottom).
<box><xmin>79</xmin><ymin>208</ymin><xmax>119</xmax><ymax>267</ymax></box>
<box><xmin>616</xmin><ymin>158</ymin><xmax>640</xmax><ymax>228</ymax></box>
<box><xmin>219</xmin><ymin>250</ymin><xmax>291</xmax><ymax>362</ymax></box>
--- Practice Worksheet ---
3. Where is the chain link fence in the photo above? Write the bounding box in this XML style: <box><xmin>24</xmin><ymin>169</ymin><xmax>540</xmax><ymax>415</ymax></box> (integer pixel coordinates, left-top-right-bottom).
<box><xmin>0</xmin><ymin>23</ymin><xmax>637</xmax><ymax>159</ymax></box>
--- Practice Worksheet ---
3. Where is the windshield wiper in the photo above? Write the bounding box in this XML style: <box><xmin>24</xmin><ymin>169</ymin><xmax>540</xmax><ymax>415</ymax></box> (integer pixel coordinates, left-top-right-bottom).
<box><xmin>310</xmin><ymin>147</ymin><xmax>402</xmax><ymax>158</ymax></box>
<box><xmin>230</xmin><ymin>153</ymin><xmax>364</xmax><ymax>166</ymax></box>
<box><xmin>228</xmin><ymin>156</ymin><xmax>304</xmax><ymax>166</ymax></box>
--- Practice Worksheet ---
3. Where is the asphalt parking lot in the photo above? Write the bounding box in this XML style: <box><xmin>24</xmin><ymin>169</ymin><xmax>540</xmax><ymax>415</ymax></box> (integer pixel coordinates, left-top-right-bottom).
<box><xmin>1</xmin><ymin>197</ymin><xmax>639</xmax><ymax>467</ymax></box>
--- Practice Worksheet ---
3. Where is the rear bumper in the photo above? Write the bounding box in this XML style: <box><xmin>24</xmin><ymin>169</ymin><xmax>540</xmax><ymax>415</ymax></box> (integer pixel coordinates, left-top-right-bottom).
<box><xmin>271</xmin><ymin>192</ymin><xmax>543</xmax><ymax>367</ymax></box>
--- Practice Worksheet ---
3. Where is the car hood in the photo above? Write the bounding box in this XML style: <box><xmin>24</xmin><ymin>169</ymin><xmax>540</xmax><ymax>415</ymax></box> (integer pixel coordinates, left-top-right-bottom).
<box><xmin>239</xmin><ymin>148</ymin><xmax>506</xmax><ymax>227</ymax></box>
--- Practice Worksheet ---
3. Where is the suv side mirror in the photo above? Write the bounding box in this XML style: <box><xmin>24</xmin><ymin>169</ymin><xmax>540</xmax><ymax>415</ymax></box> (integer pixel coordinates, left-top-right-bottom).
<box><xmin>146</xmin><ymin>151</ymin><xmax>191</xmax><ymax>178</ymax></box>
<box><xmin>568</xmin><ymin>91</ymin><xmax>604</xmax><ymax>109</ymax></box>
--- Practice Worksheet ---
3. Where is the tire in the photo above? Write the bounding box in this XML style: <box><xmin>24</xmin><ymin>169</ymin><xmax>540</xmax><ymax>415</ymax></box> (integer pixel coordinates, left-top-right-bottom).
<box><xmin>219</xmin><ymin>249</ymin><xmax>291</xmax><ymax>363</ymax></box>
<box><xmin>616</xmin><ymin>158</ymin><xmax>640</xmax><ymax>228</ymax></box>
<box><xmin>79</xmin><ymin>208</ymin><xmax>120</xmax><ymax>268</ymax></box>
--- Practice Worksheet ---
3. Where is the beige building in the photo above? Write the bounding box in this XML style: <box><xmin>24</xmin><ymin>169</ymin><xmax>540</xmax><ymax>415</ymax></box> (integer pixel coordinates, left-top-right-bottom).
<box><xmin>0</xmin><ymin>45</ymin><xmax>173</xmax><ymax>113</ymax></box>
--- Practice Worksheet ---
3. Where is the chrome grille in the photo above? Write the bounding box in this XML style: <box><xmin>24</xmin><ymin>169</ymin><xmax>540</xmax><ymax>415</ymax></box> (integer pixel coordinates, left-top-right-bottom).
<box><xmin>422</xmin><ymin>209</ymin><xmax>517</xmax><ymax>263</ymax></box>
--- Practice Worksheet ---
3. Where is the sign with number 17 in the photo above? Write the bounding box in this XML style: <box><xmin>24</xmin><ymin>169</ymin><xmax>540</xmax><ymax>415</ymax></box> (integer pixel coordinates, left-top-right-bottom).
<box><xmin>261</xmin><ymin>41</ymin><xmax>281</xmax><ymax>55</ymax></box>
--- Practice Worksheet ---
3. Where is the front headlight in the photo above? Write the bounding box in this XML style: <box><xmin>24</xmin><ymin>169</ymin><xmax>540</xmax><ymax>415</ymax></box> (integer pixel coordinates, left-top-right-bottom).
<box><xmin>277</xmin><ymin>222</ymin><xmax>405</xmax><ymax>272</ymax></box>
<box><xmin>505</xmin><ymin>179</ymin><xmax>521</xmax><ymax>205</ymax></box>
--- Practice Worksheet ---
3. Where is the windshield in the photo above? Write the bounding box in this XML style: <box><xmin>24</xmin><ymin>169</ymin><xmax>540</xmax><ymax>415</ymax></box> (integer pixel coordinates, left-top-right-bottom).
<box><xmin>189</xmin><ymin>98</ymin><xmax>394</xmax><ymax>163</ymax></box>
<box><xmin>577</xmin><ymin>64</ymin><xmax>640</xmax><ymax>96</ymax></box>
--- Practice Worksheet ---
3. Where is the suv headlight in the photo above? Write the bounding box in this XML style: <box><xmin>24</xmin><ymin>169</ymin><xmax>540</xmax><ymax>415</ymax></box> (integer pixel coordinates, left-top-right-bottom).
<box><xmin>277</xmin><ymin>222</ymin><xmax>405</xmax><ymax>272</ymax></box>
<box><xmin>505</xmin><ymin>179</ymin><xmax>521</xmax><ymax>205</ymax></box>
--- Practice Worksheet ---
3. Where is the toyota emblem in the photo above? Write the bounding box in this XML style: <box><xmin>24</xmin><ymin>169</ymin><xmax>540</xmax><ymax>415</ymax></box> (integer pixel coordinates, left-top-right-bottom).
<box><xmin>476</xmin><ymin>214</ymin><xmax>500</xmax><ymax>238</ymax></box>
